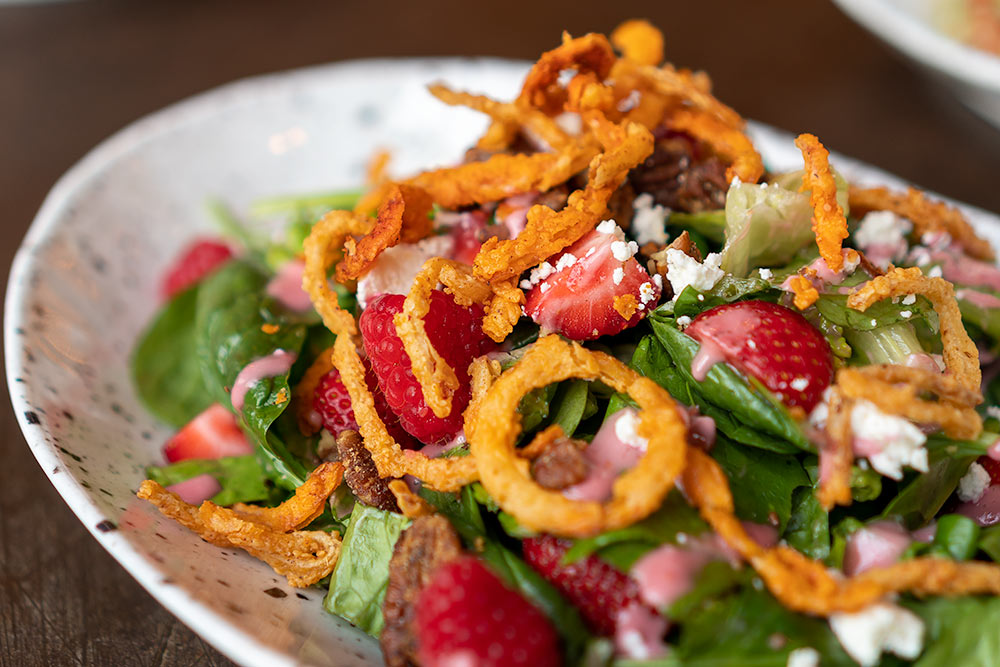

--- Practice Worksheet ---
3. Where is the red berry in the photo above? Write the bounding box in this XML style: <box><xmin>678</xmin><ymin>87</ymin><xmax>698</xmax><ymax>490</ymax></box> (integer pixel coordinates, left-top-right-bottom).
<box><xmin>449</xmin><ymin>210</ymin><xmax>489</xmax><ymax>266</ymax></box>
<box><xmin>360</xmin><ymin>291</ymin><xmax>494</xmax><ymax>445</ymax></box>
<box><xmin>415</xmin><ymin>556</ymin><xmax>561</xmax><ymax>667</ymax></box>
<box><xmin>312</xmin><ymin>366</ymin><xmax>416</xmax><ymax>448</ymax></box>
<box><xmin>163</xmin><ymin>403</ymin><xmax>252</xmax><ymax>463</ymax></box>
<box><xmin>525</xmin><ymin>223</ymin><xmax>660</xmax><ymax>340</ymax></box>
<box><xmin>522</xmin><ymin>534</ymin><xmax>646</xmax><ymax>637</ymax></box>
<box><xmin>160</xmin><ymin>239</ymin><xmax>233</xmax><ymax>299</ymax></box>
<box><xmin>685</xmin><ymin>300</ymin><xmax>834</xmax><ymax>411</ymax></box>
<box><xmin>978</xmin><ymin>456</ymin><xmax>1000</xmax><ymax>485</ymax></box>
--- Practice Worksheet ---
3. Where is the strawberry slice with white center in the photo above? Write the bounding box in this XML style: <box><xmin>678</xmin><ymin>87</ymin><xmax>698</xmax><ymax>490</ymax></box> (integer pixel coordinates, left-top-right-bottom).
<box><xmin>684</xmin><ymin>300</ymin><xmax>834</xmax><ymax>411</ymax></box>
<box><xmin>163</xmin><ymin>403</ymin><xmax>253</xmax><ymax>463</ymax></box>
<box><xmin>524</xmin><ymin>220</ymin><xmax>661</xmax><ymax>340</ymax></box>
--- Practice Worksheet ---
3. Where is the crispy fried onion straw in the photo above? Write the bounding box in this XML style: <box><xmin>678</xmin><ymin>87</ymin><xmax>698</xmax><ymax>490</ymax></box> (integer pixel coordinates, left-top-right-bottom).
<box><xmin>473</xmin><ymin>114</ymin><xmax>654</xmax><ymax>283</ymax></box>
<box><xmin>610</xmin><ymin>19</ymin><xmax>664</xmax><ymax>66</ymax></box>
<box><xmin>684</xmin><ymin>447</ymin><xmax>1000</xmax><ymax>614</ymax></box>
<box><xmin>817</xmin><ymin>386</ymin><xmax>854</xmax><ymax>510</ymax></box>
<box><xmin>787</xmin><ymin>274</ymin><xmax>820</xmax><ymax>310</ymax></box>
<box><xmin>849</xmin><ymin>185</ymin><xmax>994</xmax><ymax>262</ymax></box>
<box><xmin>336</xmin><ymin>184</ymin><xmax>434</xmax><ymax>282</ymax></box>
<box><xmin>387</xmin><ymin>479</ymin><xmax>435</xmax><ymax>520</ymax></box>
<box><xmin>137</xmin><ymin>463</ymin><xmax>344</xmax><ymax>587</ymax></box>
<box><xmin>293</xmin><ymin>345</ymin><xmax>336</xmax><ymax>435</ymax></box>
<box><xmin>665</xmin><ymin>108</ymin><xmax>764</xmax><ymax>184</ymax></box>
<box><xmin>468</xmin><ymin>335</ymin><xmax>687</xmax><ymax>537</ymax></box>
<box><xmin>301</xmin><ymin>209</ymin><xmax>369</xmax><ymax>337</ymax></box>
<box><xmin>795</xmin><ymin>133</ymin><xmax>849</xmax><ymax>274</ymax></box>
<box><xmin>332</xmin><ymin>334</ymin><xmax>478</xmax><ymax>491</ymax></box>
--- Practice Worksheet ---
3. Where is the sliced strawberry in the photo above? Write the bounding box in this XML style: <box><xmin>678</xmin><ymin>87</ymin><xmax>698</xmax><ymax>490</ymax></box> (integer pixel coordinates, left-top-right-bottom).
<box><xmin>522</xmin><ymin>534</ymin><xmax>649</xmax><ymax>637</ymax></box>
<box><xmin>313</xmin><ymin>366</ymin><xmax>417</xmax><ymax>448</ymax></box>
<box><xmin>163</xmin><ymin>403</ymin><xmax>253</xmax><ymax>463</ymax></box>
<box><xmin>360</xmin><ymin>290</ymin><xmax>494</xmax><ymax>445</ymax></box>
<box><xmin>685</xmin><ymin>300</ymin><xmax>834</xmax><ymax>411</ymax></box>
<box><xmin>415</xmin><ymin>556</ymin><xmax>561</xmax><ymax>667</ymax></box>
<box><xmin>524</xmin><ymin>221</ymin><xmax>661</xmax><ymax>340</ymax></box>
<box><xmin>160</xmin><ymin>239</ymin><xmax>233</xmax><ymax>300</ymax></box>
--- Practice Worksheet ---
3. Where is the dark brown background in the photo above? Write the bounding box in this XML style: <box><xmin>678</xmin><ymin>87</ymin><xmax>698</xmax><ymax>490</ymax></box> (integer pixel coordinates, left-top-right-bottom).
<box><xmin>4</xmin><ymin>1</ymin><xmax>1000</xmax><ymax>665</ymax></box>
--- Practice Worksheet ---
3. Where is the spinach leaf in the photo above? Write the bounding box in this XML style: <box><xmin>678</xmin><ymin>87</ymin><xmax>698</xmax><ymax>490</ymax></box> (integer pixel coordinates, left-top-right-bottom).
<box><xmin>979</xmin><ymin>525</ymin><xmax>1000</xmax><ymax>562</ymax></box>
<box><xmin>906</xmin><ymin>596</ymin><xmax>1000</xmax><ymax>667</ymax></box>
<box><xmin>325</xmin><ymin>504</ymin><xmax>411</xmax><ymax>636</ymax></box>
<box><xmin>195</xmin><ymin>261</ymin><xmax>310</xmax><ymax>488</ymax></box>
<box><xmin>784</xmin><ymin>486</ymin><xmax>830</xmax><ymax>560</ymax></box>
<box><xmin>131</xmin><ymin>285</ymin><xmax>213</xmax><ymax>427</ymax></box>
<box><xmin>814</xmin><ymin>293</ymin><xmax>930</xmax><ymax>332</ymax></box>
<box><xmin>649</xmin><ymin>316</ymin><xmax>812</xmax><ymax>452</ymax></box>
<box><xmin>144</xmin><ymin>455</ymin><xmax>271</xmax><ymax>506</ymax></box>
<box><xmin>549</xmin><ymin>380</ymin><xmax>590</xmax><ymax>437</ymax></box>
<box><xmin>711</xmin><ymin>436</ymin><xmax>809</xmax><ymax>531</ymax></box>
<box><xmin>880</xmin><ymin>455</ymin><xmax>976</xmax><ymax>529</ymax></box>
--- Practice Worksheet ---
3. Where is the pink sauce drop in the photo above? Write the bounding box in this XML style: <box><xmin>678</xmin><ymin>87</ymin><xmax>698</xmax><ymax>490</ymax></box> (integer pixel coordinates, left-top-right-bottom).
<box><xmin>631</xmin><ymin>544</ymin><xmax>713</xmax><ymax>609</ymax></box>
<box><xmin>955</xmin><ymin>485</ymin><xmax>1000</xmax><ymax>527</ymax></box>
<box><xmin>690</xmin><ymin>338</ymin><xmax>727</xmax><ymax>382</ymax></box>
<box><xmin>563</xmin><ymin>409</ymin><xmax>645</xmax><ymax>503</ymax></box>
<box><xmin>230</xmin><ymin>349</ymin><xmax>298</xmax><ymax>412</ymax></box>
<box><xmin>905</xmin><ymin>353</ymin><xmax>944</xmax><ymax>374</ymax></box>
<box><xmin>499</xmin><ymin>191</ymin><xmax>538</xmax><ymax>239</ymax></box>
<box><xmin>987</xmin><ymin>438</ymin><xmax>1000</xmax><ymax>461</ymax></box>
<box><xmin>933</xmin><ymin>250</ymin><xmax>1000</xmax><ymax>291</ymax></box>
<box><xmin>843</xmin><ymin>521</ymin><xmax>911</xmax><ymax>576</ymax></box>
<box><xmin>911</xmin><ymin>522</ymin><xmax>937</xmax><ymax>543</ymax></box>
<box><xmin>265</xmin><ymin>259</ymin><xmax>312</xmax><ymax>312</ymax></box>
<box><xmin>166</xmin><ymin>473</ymin><xmax>222</xmax><ymax>505</ymax></box>
<box><xmin>956</xmin><ymin>288</ymin><xmax>1000</xmax><ymax>309</ymax></box>
<box><xmin>614</xmin><ymin>602</ymin><xmax>669</xmax><ymax>660</ymax></box>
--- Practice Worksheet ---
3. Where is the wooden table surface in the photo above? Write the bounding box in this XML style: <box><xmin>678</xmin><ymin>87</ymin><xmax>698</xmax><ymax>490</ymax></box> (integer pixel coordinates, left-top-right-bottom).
<box><xmin>5</xmin><ymin>1</ymin><xmax>1000</xmax><ymax>664</ymax></box>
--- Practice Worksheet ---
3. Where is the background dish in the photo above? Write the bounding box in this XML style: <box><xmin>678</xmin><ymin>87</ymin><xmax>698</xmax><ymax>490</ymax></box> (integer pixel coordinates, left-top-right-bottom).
<box><xmin>834</xmin><ymin>0</ymin><xmax>1000</xmax><ymax>129</ymax></box>
<box><xmin>8</xmin><ymin>58</ymin><xmax>1000</xmax><ymax>667</ymax></box>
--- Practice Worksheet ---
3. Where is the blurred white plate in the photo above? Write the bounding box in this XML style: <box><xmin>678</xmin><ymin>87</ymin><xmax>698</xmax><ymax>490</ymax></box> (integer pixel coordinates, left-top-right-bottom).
<box><xmin>834</xmin><ymin>0</ymin><xmax>1000</xmax><ymax>128</ymax></box>
<box><xmin>7</xmin><ymin>57</ymin><xmax>1000</xmax><ymax>667</ymax></box>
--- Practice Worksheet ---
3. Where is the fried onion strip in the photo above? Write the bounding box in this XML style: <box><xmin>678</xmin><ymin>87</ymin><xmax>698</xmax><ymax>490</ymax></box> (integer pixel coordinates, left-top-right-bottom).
<box><xmin>610</xmin><ymin>19</ymin><xmax>664</xmax><ymax>66</ymax></box>
<box><xmin>468</xmin><ymin>335</ymin><xmax>687</xmax><ymax>537</ymax></box>
<box><xmin>229</xmin><ymin>462</ymin><xmax>344</xmax><ymax>532</ymax></box>
<box><xmin>519</xmin><ymin>32</ymin><xmax>617</xmax><ymax>113</ymax></box>
<box><xmin>388</xmin><ymin>479</ymin><xmax>436</xmax><ymax>519</ymax></box>
<box><xmin>795</xmin><ymin>133</ymin><xmax>848</xmax><ymax>273</ymax></box>
<box><xmin>302</xmin><ymin>209</ymin><xmax>370</xmax><ymax>337</ymax></box>
<box><xmin>137</xmin><ymin>479</ymin><xmax>341</xmax><ymax>587</ymax></box>
<box><xmin>817</xmin><ymin>387</ymin><xmax>854</xmax><ymax>510</ymax></box>
<box><xmin>332</xmin><ymin>335</ymin><xmax>478</xmax><ymax>491</ymax></box>
<box><xmin>666</xmin><ymin>108</ymin><xmax>763</xmax><ymax>184</ymax></box>
<box><xmin>293</xmin><ymin>346</ymin><xmax>336</xmax><ymax>435</ymax></box>
<box><xmin>787</xmin><ymin>274</ymin><xmax>820</xmax><ymax>310</ymax></box>
<box><xmin>849</xmin><ymin>185</ymin><xmax>994</xmax><ymax>261</ymax></box>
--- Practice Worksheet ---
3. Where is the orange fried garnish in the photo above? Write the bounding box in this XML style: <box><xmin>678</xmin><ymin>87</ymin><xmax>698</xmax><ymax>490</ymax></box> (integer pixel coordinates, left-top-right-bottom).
<box><xmin>332</xmin><ymin>335</ymin><xmax>478</xmax><ymax>492</ymax></box>
<box><xmin>795</xmin><ymin>133</ymin><xmax>848</xmax><ymax>274</ymax></box>
<box><xmin>336</xmin><ymin>184</ymin><xmax>433</xmax><ymax>282</ymax></box>
<box><xmin>301</xmin><ymin>209</ymin><xmax>370</xmax><ymax>337</ymax></box>
<box><xmin>610</xmin><ymin>19</ymin><xmax>664</xmax><ymax>66</ymax></box>
<box><xmin>137</xmin><ymin>469</ymin><xmax>343</xmax><ymax>587</ymax></box>
<box><xmin>519</xmin><ymin>32</ymin><xmax>617</xmax><ymax>112</ymax></box>
<box><xmin>817</xmin><ymin>387</ymin><xmax>854</xmax><ymax>510</ymax></box>
<box><xmin>366</xmin><ymin>149</ymin><xmax>392</xmax><ymax>189</ymax></box>
<box><xmin>473</xmin><ymin>116</ymin><xmax>654</xmax><ymax>283</ymax></box>
<box><xmin>482</xmin><ymin>278</ymin><xmax>525</xmax><ymax>342</ymax></box>
<box><xmin>667</xmin><ymin>107</ymin><xmax>763</xmax><ymax>184</ymax></box>
<box><xmin>468</xmin><ymin>336</ymin><xmax>687</xmax><ymax>537</ymax></box>
<box><xmin>518</xmin><ymin>423</ymin><xmax>568</xmax><ymax>460</ymax></box>
<box><xmin>849</xmin><ymin>185</ymin><xmax>994</xmax><ymax>261</ymax></box>
<box><xmin>387</xmin><ymin>479</ymin><xmax>436</xmax><ymax>520</ymax></box>
<box><xmin>565</xmin><ymin>72</ymin><xmax>617</xmax><ymax>115</ymax></box>
<box><xmin>464</xmin><ymin>355</ymin><xmax>502</xmax><ymax>444</ymax></box>
<box><xmin>293</xmin><ymin>346</ymin><xmax>335</xmax><ymax>435</ymax></box>
<box><xmin>787</xmin><ymin>275</ymin><xmax>820</xmax><ymax>310</ymax></box>
<box><xmin>613</xmin><ymin>293</ymin><xmax>639</xmax><ymax>320</ymax></box>
<box><xmin>229</xmin><ymin>462</ymin><xmax>344</xmax><ymax>532</ymax></box>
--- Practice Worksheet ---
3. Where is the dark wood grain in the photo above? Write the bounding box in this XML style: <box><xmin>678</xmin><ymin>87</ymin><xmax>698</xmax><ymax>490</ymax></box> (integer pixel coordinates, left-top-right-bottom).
<box><xmin>4</xmin><ymin>1</ymin><xmax>1000</xmax><ymax>665</ymax></box>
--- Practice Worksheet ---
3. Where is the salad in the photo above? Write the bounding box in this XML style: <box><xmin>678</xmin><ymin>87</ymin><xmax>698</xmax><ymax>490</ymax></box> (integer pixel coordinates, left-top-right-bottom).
<box><xmin>133</xmin><ymin>20</ymin><xmax>1000</xmax><ymax>667</ymax></box>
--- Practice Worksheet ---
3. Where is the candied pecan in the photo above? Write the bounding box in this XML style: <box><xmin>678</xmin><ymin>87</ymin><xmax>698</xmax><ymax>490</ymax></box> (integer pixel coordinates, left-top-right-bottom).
<box><xmin>530</xmin><ymin>437</ymin><xmax>590</xmax><ymax>490</ymax></box>
<box><xmin>629</xmin><ymin>132</ymin><xmax>728</xmax><ymax>213</ymax></box>
<box><xmin>381</xmin><ymin>516</ymin><xmax>464</xmax><ymax>667</ymax></box>
<box><xmin>335</xmin><ymin>430</ymin><xmax>399</xmax><ymax>513</ymax></box>
<box><xmin>607</xmin><ymin>182</ymin><xmax>636</xmax><ymax>232</ymax></box>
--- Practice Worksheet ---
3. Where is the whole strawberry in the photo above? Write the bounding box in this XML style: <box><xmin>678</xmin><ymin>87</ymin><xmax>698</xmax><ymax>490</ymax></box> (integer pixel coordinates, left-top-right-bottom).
<box><xmin>522</xmin><ymin>534</ymin><xmax>646</xmax><ymax>637</ymax></box>
<box><xmin>685</xmin><ymin>300</ymin><xmax>834</xmax><ymax>411</ymax></box>
<box><xmin>160</xmin><ymin>238</ymin><xmax>233</xmax><ymax>299</ymax></box>
<box><xmin>360</xmin><ymin>290</ymin><xmax>494</xmax><ymax>445</ymax></box>
<box><xmin>415</xmin><ymin>556</ymin><xmax>562</xmax><ymax>667</ymax></box>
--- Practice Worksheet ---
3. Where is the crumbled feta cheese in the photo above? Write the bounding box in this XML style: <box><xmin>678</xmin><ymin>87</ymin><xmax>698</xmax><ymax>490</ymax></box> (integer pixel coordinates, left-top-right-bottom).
<box><xmin>615</xmin><ymin>408</ymin><xmax>648</xmax><ymax>450</ymax></box>
<box><xmin>958</xmin><ymin>461</ymin><xmax>991</xmax><ymax>502</ymax></box>
<box><xmin>902</xmin><ymin>294</ymin><xmax>916</xmax><ymax>305</ymax></box>
<box><xmin>855</xmin><ymin>211</ymin><xmax>911</xmax><ymax>253</ymax></box>
<box><xmin>652</xmin><ymin>273</ymin><xmax>663</xmax><ymax>289</ymax></box>
<box><xmin>790</xmin><ymin>378</ymin><xmax>809</xmax><ymax>392</ymax></box>
<box><xmin>356</xmin><ymin>235</ymin><xmax>454</xmax><ymax>309</ymax></box>
<box><xmin>730</xmin><ymin>175</ymin><xmax>742</xmax><ymax>187</ymax></box>
<box><xmin>899</xmin><ymin>310</ymin><xmax>912</xmax><ymax>319</ymax></box>
<box><xmin>758</xmin><ymin>268</ymin><xmax>773</xmax><ymax>280</ymax></box>
<box><xmin>554</xmin><ymin>252</ymin><xmax>578</xmax><ymax>272</ymax></box>
<box><xmin>676</xmin><ymin>315</ymin><xmax>692</xmax><ymax>328</ymax></box>
<box><xmin>928</xmin><ymin>265</ymin><xmax>943</xmax><ymax>278</ymax></box>
<box><xmin>613</xmin><ymin>267</ymin><xmax>625</xmax><ymax>285</ymax></box>
<box><xmin>539</xmin><ymin>282</ymin><xmax>551</xmax><ymax>294</ymax></box>
<box><xmin>829</xmin><ymin>602</ymin><xmax>925</xmax><ymax>667</ymax></box>
<box><xmin>596</xmin><ymin>219</ymin><xmax>624</xmax><ymax>238</ymax></box>
<box><xmin>631</xmin><ymin>193</ymin><xmax>669</xmax><ymax>245</ymax></box>
<box><xmin>786</xmin><ymin>647</ymin><xmax>820</xmax><ymax>667</ymax></box>
<box><xmin>522</xmin><ymin>261</ymin><xmax>556</xmax><ymax>289</ymax></box>
<box><xmin>851</xmin><ymin>400</ymin><xmax>928</xmax><ymax>480</ymax></box>
<box><xmin>611</xmin><ymin>239</ymin><xmax>639</xmax><ymax>262</ymax></box>
<box><xmin>870</xmin><ymin>319</ymin><xmax>877</xmax><ymax>327</ymax></box>
<box><xmin>987</xmin><ymin>406</ymin><xmax>1000</xmax><ymax>420</ymax></box>
<box><xmin>665</xmin><ymin>250</ymin><xmax>725</xmax><ymax>300</ymax></box>
<box><xmin>639</xmin><ymin>281</ymin><xmax>656</xmax><ymax>304</ymax></box>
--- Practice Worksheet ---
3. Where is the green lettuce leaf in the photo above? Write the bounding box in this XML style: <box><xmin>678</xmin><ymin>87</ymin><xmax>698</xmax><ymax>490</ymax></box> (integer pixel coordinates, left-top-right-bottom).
<box><xmin>880</xmin><ymin>455</ymin><xmax>976</xmax><ymax>529</ymax></box>
<box><xmin>144</xmin><ymin>455</ymin><xmax>271</xmax><ymax>506</ymax></box>
<box><xmin>906</xmin><ymin>596</ymin><xmax>1000</xmax><ymax>667</ymax></box>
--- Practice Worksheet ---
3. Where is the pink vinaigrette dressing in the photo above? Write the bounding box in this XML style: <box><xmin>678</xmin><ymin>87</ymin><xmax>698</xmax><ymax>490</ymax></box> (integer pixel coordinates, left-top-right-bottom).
<box><xmin>690</xmin><ymin>338</ymin><xmax>727</xmax><ymax>382</ymax></box>
<box><xmin>230</xmin><ymin>349</ymin><xmax>298</xmax><ymax>412</ymax></box>
<box><xmin>265</xmin><ymin>259</ymin><xmax>313</xmax><ymax>312</ymax></box>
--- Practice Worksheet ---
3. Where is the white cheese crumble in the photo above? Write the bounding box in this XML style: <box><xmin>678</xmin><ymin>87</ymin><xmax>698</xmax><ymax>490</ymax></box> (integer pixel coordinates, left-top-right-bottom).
<box><xmin>850</xmin><ymin>400</ymin><xmax>928</xmax><ymax>480</ymax></box>
<box><xmin>854</xmin><ymin>211</ymin><xmax>911</xmax><ymax>256</ymax></box>
<box><xmin>665</xmin><ymin>250</ymin><xmax>724</xmax><ymax>301</ymax></box>
<box><xmin>519</xmin><ymin>261</ymin><xmax>556</xmax><ymax>290</ymax></box>
<box><xmin>987</xmin><ymin>406</ymin><xmax>1000</xmax><ymax>420</ymax></box>
<box><xmin>958</xmin><ymin>461</ymin><xmax>991</xmax><ymax>503</ymax></box>
<box><xmin>786</xmin><ymin>647</ymin><xmax>820</xmax><ymax>667</ymax></box>
<box><xmin>613</xmin><ymin>267</ymin><xmax>625</xmax><ymax>285</ymax></box>
<box><xmin>790</xmin><ymin>378</ymin><xmax>809</xmax><ymax>392</ymax></box>
<box><xmin>615</xmin><ymin>409</ymin><xmax>648</xmax><ymax>450</ymax></box>
<box><xmin>676</xmin><ymin>315</ymin><xmax>692</xmax><ymax>329</ymax></box>
<box><xmin>829</xmin><ymin>602</ymin><xmax>925</xmax><ymax>667</ymax></box>
<box><xmin>899</xmin><ymin>310</ymin><xmax>912</xmax><ymax>318</ymax></box>
<box><xmin>596</xmin><ymin>219</ymin><xmax>624</xmax><ymax>238</ymax></box>
<box><xmin>639</xmin><ymin>281</ymin><xmax>656</xmax><ymax>305</ymax></box>
<box><xmin>758</xmin><ymin>268</ymin><xmax>773</xmax><ymax>280</ymax></box>
<box><xmin>356</xmin><ymin>235</ymin><xmax>454</xmax><ymax>309</ymax></box>
<box><xmin>554</xmin><ymin>252</ymin><xmax>579</xmax><ymax>272</ymax></box>
<box><xmin>631</xmin><ymin>193</ymin><xmax>669</xmax><ymax>246</ymax></box>
<box><xmin>611</xmin><ymin>239</ymin><xmax>639</xmax><ymax>262</ymax></box>
<box><xmin>928</xmin><ymin>265</ymin><xmax>943</xmax><ymax>278</ymax></box>
<box><xmin>902</xmin><ymin>294</ymin><xmax>916</xmax><ymax>305</ymax></box>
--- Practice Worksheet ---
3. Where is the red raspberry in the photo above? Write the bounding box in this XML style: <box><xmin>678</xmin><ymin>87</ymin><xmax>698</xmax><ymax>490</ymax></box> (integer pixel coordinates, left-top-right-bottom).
<box><xmin>522</xmin><ymin>534</ymin><xmax>646</xmax><ymax>636</ymax></box>
<box><xmin>160</xmin><ymin>239</ymin><xmax>233</xmax><ymax>299</ymax></box>
<box><xmin>359</xmin><ymin>290</ymin><xmax>494</xmax><ymax>445</ymax></box>
<box><xmin>415</xmin><ymin>556</ymin><xmax>561</xmax><ymax>667</ymax></box>
<box><xmin>312</xmin><ymin>366</ymin><xmax>416</xmax><ymax>447</ymax></box>
<box><xmin>978</xmin><ymin>456</ymin><xmax>1000</xmax><ymax>485</ymax></box>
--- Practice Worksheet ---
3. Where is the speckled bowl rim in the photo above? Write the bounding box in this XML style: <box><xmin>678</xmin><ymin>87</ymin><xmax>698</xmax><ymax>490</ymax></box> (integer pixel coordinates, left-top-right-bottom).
<box><xmin>8</xmin><ymin>57</ymin><xmax>1000</xmax><ymax>667</ymax></box>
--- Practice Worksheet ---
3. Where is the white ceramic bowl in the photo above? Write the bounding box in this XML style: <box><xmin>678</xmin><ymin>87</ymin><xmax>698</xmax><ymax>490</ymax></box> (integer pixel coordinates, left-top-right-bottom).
<box><xmin>834</xmin><ymin>0</ymin><xmax>1000</xmax><ymax>128</ymax></box>
<box><xmin>8</xmin><ymin>58</ymin><xmax>1000</xmax><ymax>666</ymax></box>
